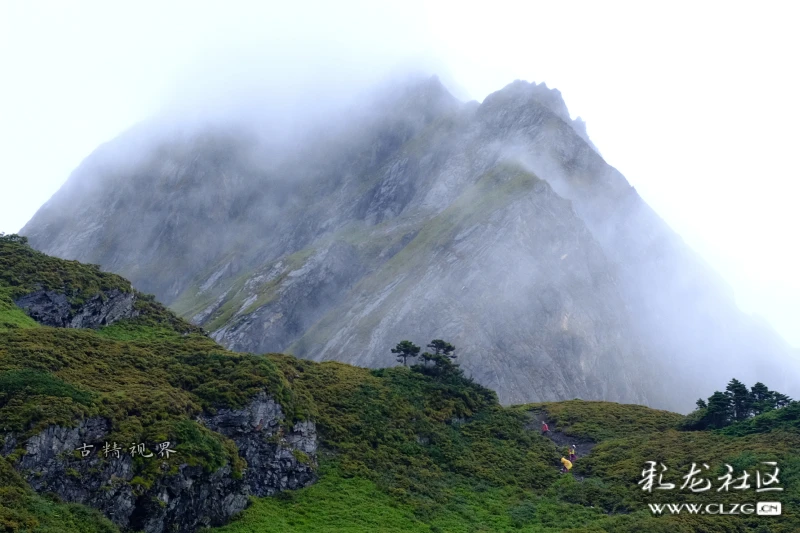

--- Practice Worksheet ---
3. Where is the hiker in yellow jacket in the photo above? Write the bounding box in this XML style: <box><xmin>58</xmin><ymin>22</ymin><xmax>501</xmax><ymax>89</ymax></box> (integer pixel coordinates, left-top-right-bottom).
<box><xmin>560</xmin><ymin>457</ymin><xmax>573</xmax><ymax>473</ymax></box>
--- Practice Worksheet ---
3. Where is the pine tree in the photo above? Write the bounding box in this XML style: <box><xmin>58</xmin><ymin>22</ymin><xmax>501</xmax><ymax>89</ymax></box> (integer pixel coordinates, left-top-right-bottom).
<box><xmin>687</xmin><ymin>379</ymin><xmax>794</xmax><ymax>431</ymax></box>
<box><xmin>750</xmin><ymin>382</ymin><xmax>772</xmax><ymax>415</ymax></box>
<box><xmin>773</xmin><ymin>392</ymin><xmax>793</xmax><ymax>409</ymax></box>
<box><xmin>415</xmin><ymin>340</ymin><xmax>462</xmax><ymax>379</ymax></box>
<box><xmin>696</xmin><ymin>398</ymin><xmax>707</xmax><ymax>410</ymax></box>
<box><xmin>705</xmin><ymin>391</ymin><xmax>732</xmax><ymax>429</ymax></box>
<box><xmin>391</xmin><ymin>341</ymin><xmax>420</xmax><ymax>367</ymax></box>
<box><xmin>725</xmin><ymin>378</ymin><xmax>752</xmax><ymax>422</ymax></box>
<box><xmin>426</xmin><ymin>340</ymin><xmax>456</xmax><ymax>359</ymax></box>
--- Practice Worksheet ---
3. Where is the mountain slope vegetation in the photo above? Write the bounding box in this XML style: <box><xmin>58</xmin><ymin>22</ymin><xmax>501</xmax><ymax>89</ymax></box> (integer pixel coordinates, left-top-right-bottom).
<box><xmin>0</xmin><ymin>238</ymin><xmax>798</xmax><ymax>532</ymax></box>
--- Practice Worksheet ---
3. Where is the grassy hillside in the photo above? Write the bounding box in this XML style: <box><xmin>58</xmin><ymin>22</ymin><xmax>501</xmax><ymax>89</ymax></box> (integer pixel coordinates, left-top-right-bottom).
<box><xmin>211</xmin><ymin>361</ymin><xmax>800</xmax><ymax>533</ymax></box>
<box><xmin>1</xmin><ymin>237</ymin><xmax>798</xmax><ymax>532</ymax></box>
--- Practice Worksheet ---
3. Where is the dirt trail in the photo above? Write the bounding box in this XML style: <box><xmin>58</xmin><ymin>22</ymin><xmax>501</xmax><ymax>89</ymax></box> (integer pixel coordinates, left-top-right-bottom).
<box><xmin>525</xmin><ymin>411</ymin><xmax>597</xmax><ymax>461</ymax></box>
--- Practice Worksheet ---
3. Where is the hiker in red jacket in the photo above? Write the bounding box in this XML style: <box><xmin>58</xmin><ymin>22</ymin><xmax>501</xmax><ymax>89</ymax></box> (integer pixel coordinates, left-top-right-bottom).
<box><xmin>541</xmin><ymin>421</ymin><xmax>549</xmax><ymax>434</ymax></box>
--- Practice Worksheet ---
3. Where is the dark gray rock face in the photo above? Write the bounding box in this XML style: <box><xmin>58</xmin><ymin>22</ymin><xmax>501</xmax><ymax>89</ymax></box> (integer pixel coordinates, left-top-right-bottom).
<box><xmin>13</xmin><ymin>288</ymin><xmax>138</xmax><ymax>328</ymax></box>
<box><xmin>12</xmin><ymin>418</ymin><xmax>142</xmax><ymax>527</ymax></box>
<box><xmin>132</xmin><ymin>463</ymin><xmax>248</xmax><ymax>533</ymax></box>
<box><xmin>199</xmin><ymin>392</ymin><xmax>317</xmax><ymax>496</ymax></box>
<box><xmin>21</xmin><ymin>76</ymin><xmax>800</xmax><ymax>411</ymax></box>
<box><xmin>2</xmin><ymin>394</ymin><xmax>317</xmax><ymax>533</ymax></box>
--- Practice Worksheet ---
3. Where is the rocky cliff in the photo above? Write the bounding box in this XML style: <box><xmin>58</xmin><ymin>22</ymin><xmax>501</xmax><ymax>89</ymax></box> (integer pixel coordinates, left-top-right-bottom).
<box><xmin>20</xmin><ymin>76</ymin><xmax>799</xmax><ymax>411</ymax></box>
<box><xmin>13</xmin><ymin>288</ymin><xmax>137</xmax><ymax>328</ymax></box>
<box><xmin>2</xmin><ymin>390</ymin><xmax>316</xmax><ymax>533</ymax></box>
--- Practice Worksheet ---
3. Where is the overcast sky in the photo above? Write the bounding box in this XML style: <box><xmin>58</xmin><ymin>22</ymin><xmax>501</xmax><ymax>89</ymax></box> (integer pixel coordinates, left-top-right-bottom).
<box><xmin>1</xmin><ymin>1</ymin><xmax>798</xmax><ymax>347</ymax></box>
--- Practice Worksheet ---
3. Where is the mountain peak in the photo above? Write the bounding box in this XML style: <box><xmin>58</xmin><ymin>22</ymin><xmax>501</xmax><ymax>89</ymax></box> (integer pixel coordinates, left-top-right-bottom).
<box><xmin>21</xmin><ymin>77</ymin><xmax>799</xmax><ymax>412</ymax></box>
<box><xmin>479</xmin><ymin>80</ymin><xmax>596</xmax><ymax>149</ymax></box>
<box><xmin>484</xmin><ymin>80</ymin><xmax>571</xmax><ymax>122</ymax></box>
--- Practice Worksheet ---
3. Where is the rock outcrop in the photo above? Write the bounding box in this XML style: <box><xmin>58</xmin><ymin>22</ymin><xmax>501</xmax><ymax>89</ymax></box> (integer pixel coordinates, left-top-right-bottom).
<box><xmin>13</xmin><ymin>288</ymin><xmax>138</xmax><ymax>328</ymax></box>
<box><xmin>1</xmin><ymin>393</ymin><xmax>317</xmax><ymax>533</ymax></box>
<box><xmin>200</xmin><ymin>392</ymin><xmax>317</xmax><ymax>496</ymax></box>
